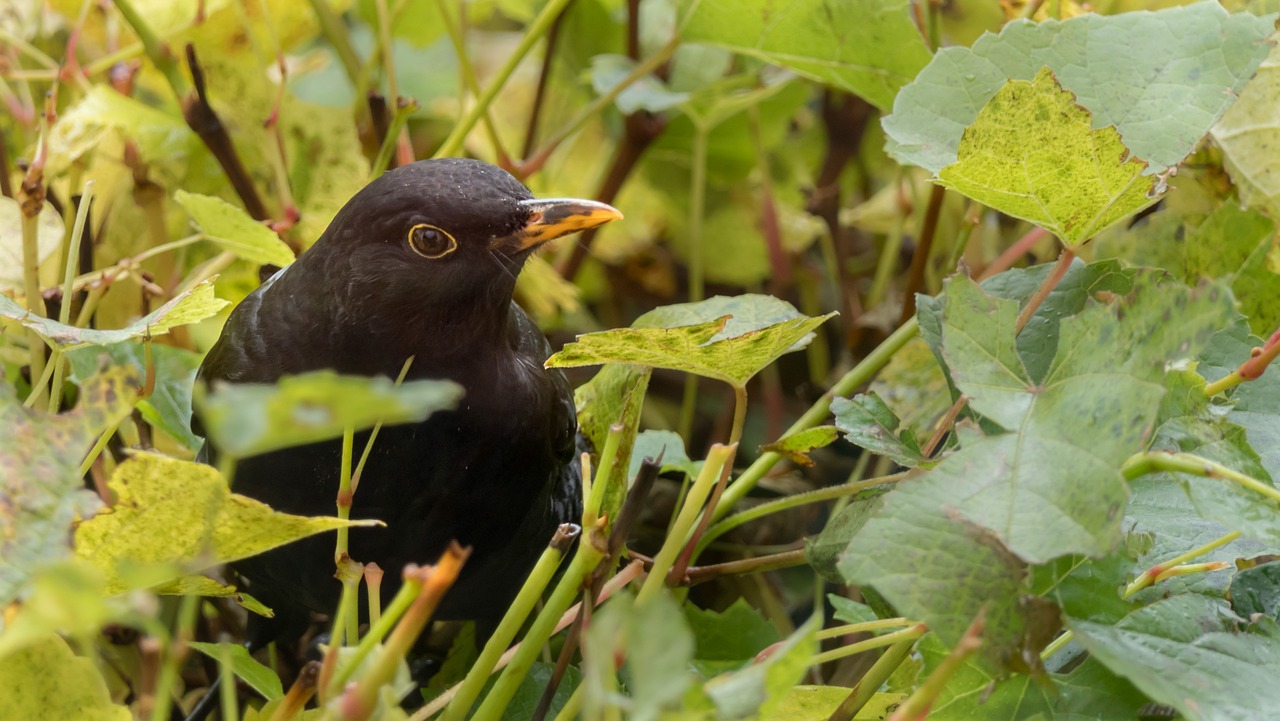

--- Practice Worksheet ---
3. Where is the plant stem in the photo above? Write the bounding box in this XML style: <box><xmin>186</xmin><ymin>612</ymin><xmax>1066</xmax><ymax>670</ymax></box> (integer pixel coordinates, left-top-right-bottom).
<box><xmin>688</xmin><ymin>123</ymin><xmax>710</xmax><ymax>302</ymax></box>
<box><xmin>638</xmin><ymin>444</ymin><xmax>734</xmax><ymax>602</ymax></box>
<box><xmin>305</xmin><ymin>0</ymin><xmax>363</xmax><ymax>87</ymax></box>
<box><xmin>335</xmin><ymin>425</ymin><xmax>356</xmax><ymax>558</ymax></box>
<box><xmin>866</xmin><ymin>172</ymin><xmax>907</xmax><ymax>311</ymax></box>
<box><xmin>681</xmin><ymin>548</ymin><xmax>809</xmax><ymax>586</ymax></box>
<box><xmin>1040</xmin><ymin>630</ymin><xmax>1072</xmax><ymax>661</ymax></box>
<box><xmin>352</xmin><ymin>357</ymin><xmax>415</xmax><ymax>492</ymax></box>
<box><xmin>697</xmin><ymin>473</ymin><xmax>905</xmax><ymax>555</ymax></box>
<box><xmin>1121</xmin><ymin>451</ymin><xmax>1280</xmax><ymax>505</ymax></box>
<box><xmin>899</xmin><ymin>185</ymin><xmax>945</xmax><ymax>324</ymax></box>
<box><xmin>439</xmin><ymin>525</ymin><xmax>580</xmax><ymax>721</ymax></box>
<box><xmin>434</xmin><ymin>0</ymin><xmax>509</xmax><ymax>166</ymax></box>
<box><xmin>826</xmin><ymin>631</ymin><xmax>921</xmax><ymax>721</ymax></box>
<box><xmin>1014</xmin><ymin>246</ymin><xmax>1073</xmax><ymax>333</ymax></box>
<box><xmin>712</xmin><ymin>319</ymin><xmax>919</xmax><ymax>523</ymax></box>
<box><xmin>47</xmin><ymin>180</ymin><xmax>95</xmax><ymax>413</ymax></box>
<box><xmin>811</xmin><ymin>623</ymin><xmax>926</xmax><ymax>666</ymax></box>
<box><xmin>1205</xmin><ymin>325</ymin><xmax>1280</xmax><ymax>396</ymax></box>
<box><xmin>434</xmin><ymin>0</ymin><xmax>575</xmax><ymax>158</ymax></box>
<box><xmin>886</xmin><ymin>616</ymin><xmax>981</xmax><ymax>721</ymax></box>
<box><xmin>981</xmin><ymin>226</ymin><xmax>1048</xmax><ymax>280</ymax></box>
<box><xmin>467</xmin><ymin>524</ymin><xmax>608</xmax><ymax>721</ymax></box>
<box><xmin>148</xmin><ymin>594</ymin><xmax>202</xmax><ymax>721</ymax></box>
<box><xmin>371</xmin><ymin>98</ymin><xmax>419</xmax><ymax>177</ymax></box>
<box><xmin>1123</xmin><ymin>530</ymin><xmax>1241</xmax><ymax>598</ymax></box>
<box><xmin>816</xmin><ymin>618</ymin><xmax>912</xmax><ymax>641</ymax></box>
<box><xmin>584</xmin><ymin>424</ymin><xmax>623</xmax><ymax>528</ymax></box>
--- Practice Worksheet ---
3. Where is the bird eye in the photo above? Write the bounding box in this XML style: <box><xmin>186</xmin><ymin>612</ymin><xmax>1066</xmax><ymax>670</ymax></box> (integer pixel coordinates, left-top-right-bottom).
<box><xmin>407</xmin><ymin>224</ymin><xmax>457</xmax><ymax>259</ymax></box>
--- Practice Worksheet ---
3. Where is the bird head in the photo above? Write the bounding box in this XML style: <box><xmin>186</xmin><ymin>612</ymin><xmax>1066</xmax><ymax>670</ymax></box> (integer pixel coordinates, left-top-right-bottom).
<box><xmin>313</xmin><ymin>158</ymin><xmax>621</xmax><ymax>337</ymax></box>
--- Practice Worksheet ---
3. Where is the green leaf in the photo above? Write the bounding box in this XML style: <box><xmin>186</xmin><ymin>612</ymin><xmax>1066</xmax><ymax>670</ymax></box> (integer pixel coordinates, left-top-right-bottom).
<box><xmin>760</xmin><ymin>426</ymin><xmax>840</xmax><ymax>467</ymax></box>
<box><xmin>591</xmin><ymin>54</ymin><xmax>689</xmax><ymax>114</ymax></box>
<box><xmin>913</xmin><ymin>634</ymin><xmax>1055</xmax><ymax>720</ymax></box>
<box><xmin>685</xmin><ymin>598</ymin><xmax>781</xmax><ymax>669</ymax></box>
<box><xmin>0</xmin><ymin>279</ymin><xmax>229</xmax><ymax>348</ymax></box>
<box><xmin>763</xmin><ymin>685</ymin><xmax>905</xmax><ymax>721</ymax></box>
<box><xmin>1070</xmin><ymin>594</ymin><xmax>1280</xmax><ymax>721</ymax></box>
<box><xmin>629</xmin><ymin>429</ymin><xmax>700</xmax><ymax>480</ymax></box>
<box><xmin>73</xmin><ymin>453</ymin><xmax>378</xmax><ymax>594</ymax></box>
<box><xmin>198</xmin><ymin>370</ymin><xmax>463</xmax><ymax>457</ymax></box>
<box><xmin>67</xmin><ymin>342</ymin><xmax>203</xmax><ymax>451</ymax></box>
<box><xmin>189</xmin><ymin>641</ymin><xmax>284</xmax><ymax>701</ymax></box>
<box><xmin>1230</xmin><ymin>562</ymin><xmax>1280</xmax><ymax>619</ymax></box>
<box><xmin>548</xmin><ymin>295</ymin><xmax>837</xmax><ymax>387</ymax></box>
<box><xmin>884</xmin><ymin>2</ymin><xmax>1274</xmax><ymax>174</ymax></box>
<box><xmin>575</xmin><ymin>365</ymin><xmax>651</xmax><ymax>523</ymax></box>
<box><xmin>174</xmin><ymin>190</ymin><xmax>296</xmax><ymax>267</ymax></box>
<box><xmin>0</xmin><ymin>561</ymin><xmax>134</xmax><ymax>662</ymax></box>
<box><xmin>678</xmin><ymin>0</ymin><xmax>931</xmax><ymax>111</ymax></box>
<box><xmin>0</xmin><ymin>367</ymin><xmax>139</xmax><ymax>604</ymax></box>
<box><xmin>0</xmin><ymin>635</ymin><xmax>130</xmax><ymax>721</ymax></box>
<box><xmin>1184</xmin><ymin>201</ymin><xmax>1280</xmax><ymax>337</ymax></box>
<box><xmin>701</xmin><ymin>616</ymin><xmax>819</xmax><ymax>719</ymax></box>
<box><xmin>831</xmin><ymin>393</ymin><xmax>928</xmax><ymax>468</ymax></box>
<box><xmin>583</xmin><ymin>592</ymin><xmax>696</xmax><ymax>721</ymax></box>
<box><xmin>937</xmin><ymin>67</ymin><xmax>1159</xmax><ymax>247</ymax></box>
<box><xmin>828</xmin><ymin>595</ymin><xmax>878</xmax><ymax>626</ymax></box>
<box><xmin>804</xmin><ymin>492</ymin><xmax>889</xmax><ymax>583</ymax></box>
<box><xmin>0</xmin><ymin>197</ymin><xmax>63</xmax><ymax>292</ymax></box>
<box><xmin>1212</xmin><ymin>42</ymin><xmax>1280</xmax><ymax>218</ymax></box>
<box><xmin>47</xmin><ymin>84</ymin><xmax>192</xmax><ymax>170</ymax></box>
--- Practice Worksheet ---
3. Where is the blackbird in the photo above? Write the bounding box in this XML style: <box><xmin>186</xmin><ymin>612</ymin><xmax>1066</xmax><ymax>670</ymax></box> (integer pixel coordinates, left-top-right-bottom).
<box><xmin>195</xmin><ymin>158</ymin><xmax>621</xmax><ymax>628</ymax></box>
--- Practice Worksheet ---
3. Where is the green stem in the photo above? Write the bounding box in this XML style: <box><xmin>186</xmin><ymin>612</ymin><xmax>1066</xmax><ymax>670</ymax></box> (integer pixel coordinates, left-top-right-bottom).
<box><xmin>439</xmin><ymin>525</ymin><xmax>579</xmax><ymax>721</ymax></box>
<box><xmin>711</xmin><ymin>318</ymin><xmax>919</xmax><ymax>523</ymax></box>
<box><xmin>585</xmin><ymin>424</ymin><xmax>623</xmax><ymax>527</ymax></box>
<box><xmin>371</xmin><ymin>99</ymin><xmax>418</xmax><ymax>177</ymax></box>
<box><xmin>434</xmin><ymin>0</ymin><xmax>508</xmax><ymax>163</ymax></box>
<box><xmin>827</xmin><ymin>632</ymin><xmax>921</xmax><ymax>721</ymax></box>
<box><xmin>637</xmin><ymin>444</ymin><xmax>734</xmax><ymax>604</ymax></box>
<box><xmin>218</xmin><ymin>642</ymin><xmax>237</xmax><ymax>721</ymax></box>
<box><xmin>810</xmin><ymin>623</ymin><xmax>926</xmax><ymax>666</ymax></box>
<box><xmin>1040</xmin><ymin>630</ymin><xmax>1072</xmax><ymax>661</ymax></box>
<box><xmin>305</xmin><ymin>0</ymin><xmax>363</xmax><ymax>87</ymax></box>
<box><xmin>21</xmin><ymin>196</ymin><xmax>45</xmax><ymax>406</ymax></box>
<box><xmin>434</xmin><ymin>0</ymin><xmax>575</xmax><ymax>158</ymax></box>
<box><xmin>336</xmin><ymin>425</ymin><xmax>355</xmax><ymax>558</ymax></box>
<box><xmin>815</xmin><ymin>618</ymin><xmax>912</xmax><ymax>641</ymax></box>
<box><xmin>1123</xmin><ymin>530</ymin><xmax>1241</xmax><ymax>598</ymax></box>
<box><xmin>148</xmin><ymin>594</ymin><xmax>202</xmax><ymax>721</ymax></box>
<box><xmin>78</xmin><ymin>418</ymin><xmax>122</xmax><ymax>478</ymax></box>
<box><xmin>326</xmin><ymin>574</ymin><xmax>422</xmax><ymax>692</ymax></box>
<box><xmin>352</xmin><ymin>357</ymin><xmax>415</xmax><ymax>492</ymax></box>
<box><xmin>468</xmin><ymin>525</ymin><xmax>607</xmax><ymax>721</ymax></box>
<box><xmin>688</xmin><ymin>122</ymin><xmax>709</xmax><ymax>302</ymax></box>
<box><xmin>1122</xmin><ymin>451</ymin><xmax>1280</xmax><ymax>505</ymax></box>
<box><xmin>549</xmin><ymin>685</ymin><xmax>582</xmax><ymax>721</ymax></box>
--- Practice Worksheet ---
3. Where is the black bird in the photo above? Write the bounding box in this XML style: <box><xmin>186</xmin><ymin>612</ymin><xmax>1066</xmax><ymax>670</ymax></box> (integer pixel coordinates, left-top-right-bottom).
<box><xmin>196</xmin><ymin>158</ymin><xmax>621</xmax><ymax>627</ymax></box>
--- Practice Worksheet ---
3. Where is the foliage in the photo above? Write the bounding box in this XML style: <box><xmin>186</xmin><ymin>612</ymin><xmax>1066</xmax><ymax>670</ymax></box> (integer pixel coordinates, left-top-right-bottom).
<box><xmin>4</xmin><ymin>0</ymin><xmax>1280</xmax><ymax>720</ymax></box>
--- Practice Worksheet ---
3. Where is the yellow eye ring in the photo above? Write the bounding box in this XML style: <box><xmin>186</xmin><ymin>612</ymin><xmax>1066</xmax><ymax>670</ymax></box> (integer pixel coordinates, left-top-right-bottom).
<box><xmin>408</xmin><ymin>224</ymin><xmax>457</xmax><ymax>259</ymax></box>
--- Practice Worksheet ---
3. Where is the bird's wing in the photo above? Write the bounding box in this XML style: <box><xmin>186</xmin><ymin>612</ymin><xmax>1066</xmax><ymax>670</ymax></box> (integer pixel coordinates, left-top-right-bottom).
<box><xmin>508</xmin><ymin>302</ymin><xmax>578</xmax><ymax>463</ymax></box>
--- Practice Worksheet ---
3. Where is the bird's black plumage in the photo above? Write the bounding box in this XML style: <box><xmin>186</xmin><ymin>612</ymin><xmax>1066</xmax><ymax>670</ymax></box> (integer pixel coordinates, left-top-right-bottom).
<box><xmin>196</xmin><ymin>158</ymin><xmax>621</xmax><ymax>624</ymax></box>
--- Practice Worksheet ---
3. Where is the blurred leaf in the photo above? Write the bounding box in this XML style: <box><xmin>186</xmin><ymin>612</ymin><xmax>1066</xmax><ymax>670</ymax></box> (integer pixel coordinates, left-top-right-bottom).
<box><xmin>0</xmin><ymin>279</ymin><xmax>228</xmax><ymax>348</ymax></box>
<box><xmin>1070</xmin><ymin>594</ymin><xmax>1280</xmax><ymax>721</ymax></box>
<box><xmin>884</xmin><ymin>2</ymin><xmax>1274</xmax><ymax>173</ymax></box>
<box><xmin>761</xmin><ymin>426</ymin><xmax>839</xmax><ymax>467</ymax></box>
<box><xmin>1212</xmin><ymin>42</ymin><xmax>1280</xmax><ymax>217</ymax></box>
<box><xmin>591</xmin><ymin>54</ymin><xmax>689</xmax><ymax>113</ymax></box>
<box><xmin>629</xmin><ymin>429</ymin><xmax>700</xmax><ymax>479</ymax></box>
<box><xmin>47</xmin><ymin>85</ymin><xmax>192</xmax><ymax>171</ymax></box>
<box><xmin>73</xmin><ymin>453</ymin><xmax>377</xmax><ymax>594</ymax></box>
<box><xmin>913</xmin><ymin>633</ymin><xmax>1055</xmax><ymax>720</ymax></box>
<box><xmin>496</xmin><ymin>663</ymin><xmax>581</xmax><ymax>721</ymax></box>
<box><xmin>156</xmin><ymin>575</ymin><xmax>273</xmax><ymax>616</ymax></box>
<box><xmin>174</xmin><ymin>191</ymin><xmax>296</xmax><ymax>267</ymax></box>
<box><xmin>67</xmin><ymin>342</ymin><xmax>203</xmax><ymax>451</ymax></box>
<box><xmin>0</xmin><ymin>198</ymin><xmax>63</xmax><ymax>292</ymax></box>
<box><xmin>0</xmin><ymin>561</ymin><xmax>136</xmax><ymax>662</ymax></box>
<box><xmin>549</xmin><ymin>295</ymin><xmax>836</xmax><ymax>387</ymax></box>
<box><xmin>583</xmin><ymin>592</ymin><xmax>695</xmax><ymax>721</ymax></box>
<box><xmin>702</xmin><ymin>616</ymin><xmax>819</xmax><ymax>719</ymax></box>
<box><xmin>1184</xmin><ymin>201</ymin><xmax>1280</xmax><ymax>336</ymax></box>
<box><xmin>832</xmin><ymin>393</ymin><xmax>928</xmax><ymax>468</ymax></box>
<box><xmin>938</xmin><ymin>68</ymin><xmax>1159</xmax><ymax>247</ymax></box>
<box><xmin>805</xmin><ymin>492</ymin><xmax>888</xmax><ymax>583</ymax></box>
<box><xmin>0</xmin><ymin>367</ymin><xmax>138</xmax><ymax>604</ymax></box>
<box><xmin>198</xmin><ymin>371</ymin><xmax>462</xmax><ymax>457</ymax></box>
<box><xmin>679</xmin><ymin>0</ymin><xmax>931</xmax><ymax>110</ymax></box>
<box><xmin>189</xmin><ymin>641</ymin><xmax>284</xmax><ymax>700</ymax></box>
<box><xmin>0</xmin><ymin>635</ymin><xmax>130</xmax><ymax>721</ymax></box>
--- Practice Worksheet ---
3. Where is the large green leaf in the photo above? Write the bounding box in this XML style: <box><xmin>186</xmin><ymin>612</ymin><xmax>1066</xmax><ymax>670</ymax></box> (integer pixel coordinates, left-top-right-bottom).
<box><xmin>548</xmin><ymin>295</ymin><xmax>836</xmax><ymax>387</ymax></box>
<box><xmin>937</xmin><ymin>68</ymin><xmax>1159</xmax><ymax>247</ymax></box>
<box><xmin>197</xmin><ymin>370</ymin><xmax>463</xmax><ymax>457</ymax></box>
<box><xmin>67</xmin><ymin>342</ymin><xmax>203</xmax><ymax>451</ymax></box>
<box><xmin>174</xmin><ymin>190</ymin><xmax>296</xmax><ymax>267</ymax></box>
<box><xmin>884</xmin><ymin>2</ymin><xmax>1274</xmax><ymax>174</ymax></box>
<box><xmin>0</xmin><ymin>279</ymin><xmax>228</xmax><ymax>348</ymax></box>
<box><xmin>0</xmin><ymin>368</ymin><xmax>138</xmax><ymax>604</ymax></box>
<box><xmin>678</xmin><ymin>0</ymin><xmax>931</xmax><ymax>111</ymax></box>
<box><xmin>73</xmin><ymin>453</ymin><xmax>376</xmax><ymax>594</ymax></box>
<box><xmin>1070</xmin><ymin>595</ymin><xmax>1280</xmax><ymax>721</ymax></box>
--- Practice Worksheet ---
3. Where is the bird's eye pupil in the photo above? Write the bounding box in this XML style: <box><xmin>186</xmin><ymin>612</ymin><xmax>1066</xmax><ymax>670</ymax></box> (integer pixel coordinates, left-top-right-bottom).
<box><xmin>409</xmin><ymin>224</ymin><xmax>456</xmax><ymax>258</ymax></box>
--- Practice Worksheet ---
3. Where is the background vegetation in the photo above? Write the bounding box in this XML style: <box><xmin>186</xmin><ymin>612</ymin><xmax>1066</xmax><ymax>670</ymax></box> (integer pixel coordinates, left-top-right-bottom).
<box><xmin>3</xmin><ymin>0</ymin><xmax>1280</xmax><ymax>719</ymax></box>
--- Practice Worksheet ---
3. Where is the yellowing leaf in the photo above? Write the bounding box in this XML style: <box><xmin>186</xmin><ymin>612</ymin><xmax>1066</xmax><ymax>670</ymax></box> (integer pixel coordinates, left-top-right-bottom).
<box><xmin>0</xmin><ymin>198</ymin><xmax>63</xmax><ymax>292</ymax></box>
<box><xmin>47</xmin><ymin>85</ymin><xmax>192</xmax><ymax>171</ymax></box>
<box><xmin>73</xmin><ymin>453</ymin><xmax>378</xmax><ymax>594</ymax></box>
<box><xmin>198</xmin><ymin>371</ymin><xmax>463</xmax><ymax>458</ymax></box>
<box><xmin>1212</xmin><ymin>42</ymin><xmax>1280</xmax><ymax>218</ymax></box>
<box><xmin>0</xmin><ymin>368</ymin><xmax>139</xmax><ymax>604</ymax></box>
<box><xmin>938</xmin><ymin>68</ymin><xmax>1159</xmax><ymax>248</ymax></box>
<box><xmin>550</xmin><ymin>295</ymin><xmax>836</xmax><ymax>388</ymax></box>
<box><xmin>0</xmin><ymin>635</ymin><xmax>130</xmax><ymax>721</ymax></box>
<box><xmin>0</xmin><ymin>279</ymin><xmax>229</xmax><ymax>348</ymax></box>
<box><xmin>175</xmin><ymin>191</ymin><xmax>296</xmax><ymax>267</ymax></box>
